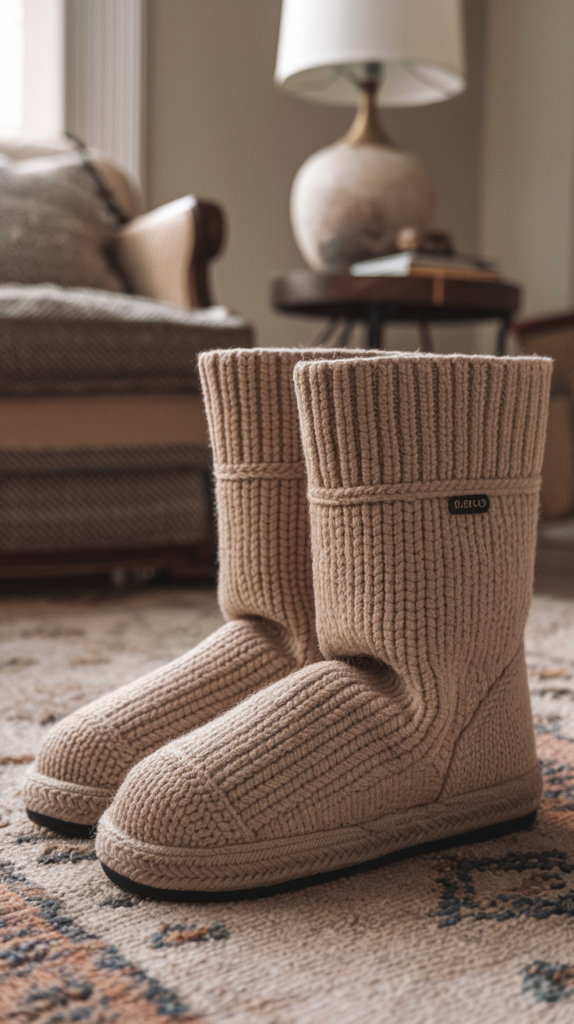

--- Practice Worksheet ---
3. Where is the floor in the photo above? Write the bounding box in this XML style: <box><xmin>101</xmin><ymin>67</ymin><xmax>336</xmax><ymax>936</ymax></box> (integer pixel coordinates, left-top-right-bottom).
<box><xmin>2</xmin><ymin>574</ymin><xmax>574</xmax><ymax>1022</ymax></box>
<box><xmin>534</xmin><ymin>544</ymin><xmax>574</xmax><ymax>600</ymax></box>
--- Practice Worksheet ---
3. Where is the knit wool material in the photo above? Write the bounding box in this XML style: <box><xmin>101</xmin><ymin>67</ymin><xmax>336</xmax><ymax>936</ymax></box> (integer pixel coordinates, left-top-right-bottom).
<box><xmin>96</xmin><ymin>354</ymin><xmax>552</xmax><ymax>894</ymax></box>
<box><xmin>24</xmin><ymin>348</ymin><xmax>357</xmax><ymax>829</ymax></box>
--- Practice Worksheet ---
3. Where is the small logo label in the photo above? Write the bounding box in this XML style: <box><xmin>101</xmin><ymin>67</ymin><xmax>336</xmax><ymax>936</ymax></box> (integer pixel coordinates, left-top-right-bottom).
<box><xmin>448</xmin><ymin>494</ymin><xmax>490</xmax><ymax>515</ymax></box>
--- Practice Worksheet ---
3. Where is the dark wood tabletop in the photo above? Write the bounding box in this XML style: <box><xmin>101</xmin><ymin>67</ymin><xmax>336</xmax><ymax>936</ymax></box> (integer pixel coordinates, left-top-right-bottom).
<box><xmin>271</xmin><ymin>271</ymin><xmax>521</xmax><ymax>352</ymax></box>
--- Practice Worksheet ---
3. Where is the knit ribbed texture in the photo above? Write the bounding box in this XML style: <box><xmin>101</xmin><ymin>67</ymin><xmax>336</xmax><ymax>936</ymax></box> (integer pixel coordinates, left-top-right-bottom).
<box><xmin>96</xmin><ymin>354</ymin><xmax>552</xmax><ymax>894</ymax></box>
<box><xmin>200</xmin><ymin>347</ymin><xmax>384</xmax><ymax>664</ymax></box>
<box><xmin>300</xmin><ymin>354</ymin><xmax>548</xmax><ymax>490</ymax></box>
<box><xmin>297</xmin><ymin>355</ymin><xmax>549</xmax><ymax>685</ymax></box>
<box><xmin>24</xmin><ymin>347</ymin><xmax>371</xmax><ymax>828</ymax></box>
<box><xmin>200</xmin><ymin>348</ymin><xmax>317</xmax><ymax>666</ymax></box>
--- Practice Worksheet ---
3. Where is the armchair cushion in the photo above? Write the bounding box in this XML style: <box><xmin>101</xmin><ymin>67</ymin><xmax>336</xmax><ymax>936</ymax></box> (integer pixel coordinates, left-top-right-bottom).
<box><xmin>0</xmin><ymin>284</ymin><xmax>251</xmax><ymax>396</ymax></box>
<box><xmin>115</xmin><ymin>196</ymin><xmax>196</xmax><ymax>308</ymax></box>
<box><xmin>0</xmin><ymin>150</ymin><xmax>126</xmax><ymax>292</ymax></box>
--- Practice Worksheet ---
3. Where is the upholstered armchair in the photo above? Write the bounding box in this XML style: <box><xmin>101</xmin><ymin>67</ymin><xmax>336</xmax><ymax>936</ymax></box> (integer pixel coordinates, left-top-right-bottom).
<box><xmin>0</xmin><ymin>137</ymin><xmax>252</xmax><ymax>580</ymax></box>
<box><xmin>516</xmin><ymin>313</ymin><xmax>574</xmax><ymax>523</ymax></box>
<box><xmin>515</xmin><ymin>312</ymin><xmax>574</xmax><ymax>585</ymax></box>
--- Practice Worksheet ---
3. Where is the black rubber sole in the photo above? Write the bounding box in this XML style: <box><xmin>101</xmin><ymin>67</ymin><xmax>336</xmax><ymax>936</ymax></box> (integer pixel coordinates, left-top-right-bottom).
<box><xmin>26</xmin><ymin>807</ymin><xmax>96</xmax><ymax>839</ymax></box>
<box><xmin>100</xmin><ymin>809</ymin><xmax>537</xmax><ymax>903</ymax></box>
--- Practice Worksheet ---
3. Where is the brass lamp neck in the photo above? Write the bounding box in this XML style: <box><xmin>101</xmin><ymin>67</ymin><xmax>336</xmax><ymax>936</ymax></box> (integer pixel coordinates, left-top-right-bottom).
<box><xmin>343</xmin><ymin>80</ymin><xmax>391</xmax><ymax>147</ymax></box>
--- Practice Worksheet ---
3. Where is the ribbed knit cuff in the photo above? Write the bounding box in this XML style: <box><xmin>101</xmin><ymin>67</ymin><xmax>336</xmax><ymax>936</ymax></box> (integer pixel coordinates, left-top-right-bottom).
<box><xmin>198</xmin><ymin>348</ymin><xmax>382</xmax><ymax>473</ymax></box>
<box><xmin>294</xmin><ymin>354</ymin><xmax>552</xmax><ymax>498</ymax></box>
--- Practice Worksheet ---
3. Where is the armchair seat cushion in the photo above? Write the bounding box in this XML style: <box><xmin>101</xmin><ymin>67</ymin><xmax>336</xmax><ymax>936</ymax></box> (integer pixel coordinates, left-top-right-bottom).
<box><xmin>0</xmin><ymin>284</ymin><xmax>251</xmax><ymax>397</ymax></box>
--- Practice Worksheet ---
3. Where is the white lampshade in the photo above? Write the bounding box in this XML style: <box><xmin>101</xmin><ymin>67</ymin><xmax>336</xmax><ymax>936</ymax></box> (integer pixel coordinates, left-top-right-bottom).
<box><xmin>275</xmin><ymin>0</ymin><xmax>465</xmax><ymax>108</ymax></box>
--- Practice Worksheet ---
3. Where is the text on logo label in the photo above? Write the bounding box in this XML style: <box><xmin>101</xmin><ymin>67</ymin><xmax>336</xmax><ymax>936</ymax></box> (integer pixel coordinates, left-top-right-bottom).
<box><xmin>448</xmin><ymin>494</ymin><xmax>490</xmax><ymax>515</ymax></box>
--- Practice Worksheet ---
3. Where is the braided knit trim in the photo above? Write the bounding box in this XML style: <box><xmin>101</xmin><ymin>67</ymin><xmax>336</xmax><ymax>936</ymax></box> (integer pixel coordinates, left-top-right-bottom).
<box><xmin>308</xmin><ymin>475</ymin><xmax>542</xmax><ymax>506</ymax></box>
<box><xmin>25</xmin><ymin>769</ymin><xmax>112</xmax><ymax>800</ymax></box>
<box><xmin>216</xmin><ymin>462</ymin><xmax>306</xmax><ymax>481</ymax></box>
<box><xmin>24</xmin><ymin>769</ymin><xmax>114</xmax><ymax>823</ymax></box>
<box><xmin>96</xmin><ymin>766</ymin><xmax>541</xmax><ymax>892</ymax></box>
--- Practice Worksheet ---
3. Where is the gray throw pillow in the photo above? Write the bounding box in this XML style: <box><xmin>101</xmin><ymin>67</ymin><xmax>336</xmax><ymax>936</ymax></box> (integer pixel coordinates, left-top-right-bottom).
<box><xmin>0</xmin><ymin>151</ymin><xmax>127</xmax><ymax>292</ymax></box>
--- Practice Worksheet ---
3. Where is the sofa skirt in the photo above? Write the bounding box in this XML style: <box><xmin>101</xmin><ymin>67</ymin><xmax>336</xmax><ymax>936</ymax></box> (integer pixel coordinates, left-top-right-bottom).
<box><xmin>0</xmin><ymin>444</ymin><xmax>213</xmax><ymax>553</ymax></box>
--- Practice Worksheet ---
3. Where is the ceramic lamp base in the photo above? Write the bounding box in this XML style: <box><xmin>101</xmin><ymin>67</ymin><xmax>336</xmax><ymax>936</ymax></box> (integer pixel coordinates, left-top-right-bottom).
<box><xmin>290</xmin><ymin>140</ymin><xmax>435</xmax><ymax>272</ymax></box>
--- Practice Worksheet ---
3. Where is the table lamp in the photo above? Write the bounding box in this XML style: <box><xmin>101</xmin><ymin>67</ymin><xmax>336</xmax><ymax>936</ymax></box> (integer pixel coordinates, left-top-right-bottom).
<box><xmin>275</xmin><ymin>0</ymin><xmax>466</xmax><ymax>271</ymax></box>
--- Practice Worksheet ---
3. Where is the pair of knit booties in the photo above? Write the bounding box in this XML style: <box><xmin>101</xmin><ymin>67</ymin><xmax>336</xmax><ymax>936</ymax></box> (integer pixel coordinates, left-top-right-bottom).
<box><xmin>24</xmin><ymin>348</ymin><xmax>551</xmax><ymax>900</ymax></box>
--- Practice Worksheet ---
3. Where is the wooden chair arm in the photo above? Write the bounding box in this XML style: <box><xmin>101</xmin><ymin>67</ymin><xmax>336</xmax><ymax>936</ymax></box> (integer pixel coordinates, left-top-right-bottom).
<box><xmin>514</xmin><ymin>310</ymin><xmax>574</xmax><ymax>395</ymax></box>
<box><xmin>190</xmin><ymin>199</ymin><xmax>225</xmax><ymax>307</ymax></box>
<box><xmin>514</xmin><ymin>311</ymin><xmax>574</xmax><ymax>337</ymax></box>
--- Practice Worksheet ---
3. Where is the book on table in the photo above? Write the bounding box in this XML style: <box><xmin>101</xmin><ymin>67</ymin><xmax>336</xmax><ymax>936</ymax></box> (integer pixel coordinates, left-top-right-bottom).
<box><xmin>350</xmin><ymin>251</ymin><xmax>498</xmax><ymax>282</ymax></box>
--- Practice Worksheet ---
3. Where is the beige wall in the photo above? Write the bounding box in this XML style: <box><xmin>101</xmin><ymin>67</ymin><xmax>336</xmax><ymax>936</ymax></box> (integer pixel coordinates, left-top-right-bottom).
<box><xmin>481</xmin><ymin>0</ymin><xmax>574</xmax><ymax>319</ymax></box>
<box><xmin>146</xmin><ymin>0</ymin><xmax>487</xmax><ymax>349</ymax></box>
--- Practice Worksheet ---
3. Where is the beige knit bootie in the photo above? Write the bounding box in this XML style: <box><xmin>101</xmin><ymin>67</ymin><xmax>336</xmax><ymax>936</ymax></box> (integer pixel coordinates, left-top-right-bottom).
<box><xmin>25</xmin><ymin>348</ymin><xmax>359</xmax><ymax>836</ymax></box>
<box><xmin>96</xmin><ymin>353</ymin><xmax>551</xmax><ymax>899</ymax></box>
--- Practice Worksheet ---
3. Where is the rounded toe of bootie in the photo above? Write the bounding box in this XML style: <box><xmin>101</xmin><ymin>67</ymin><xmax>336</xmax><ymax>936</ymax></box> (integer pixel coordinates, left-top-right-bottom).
<box><xmin>95</xmin><ymin>664</ymin><xmax>377</xmax><ymax>900</ymax></box>
<box><xmin>24</xmin><ymin>707</ymin><xmax>124</xmax><ymax>835</ymax></box>
<box><xmin>95</xmin><ymin>739</ymin><xmax>254</xmax><ymax>897</ymax></box>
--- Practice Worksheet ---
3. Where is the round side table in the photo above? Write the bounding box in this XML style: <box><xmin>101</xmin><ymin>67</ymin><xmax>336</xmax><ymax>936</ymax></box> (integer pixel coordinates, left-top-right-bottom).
<box><xmin>271</xmin><ymin>271</ymin><xmax>521</xmax><ymax>353</ymax></box>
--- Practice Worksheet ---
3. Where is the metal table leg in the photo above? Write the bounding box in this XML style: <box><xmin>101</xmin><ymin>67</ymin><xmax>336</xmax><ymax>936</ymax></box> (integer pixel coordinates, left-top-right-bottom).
<box><xmin>368</xmin><ymin>304</ymin><xmax>382</xmax><ymax>349</ymax></box>
<box><xmin>418</xmin><ymin>322</ymin><xmax>433</xmax><ymax>352</ymax></box>
<box><xmin>496</xmin><ymin>315</ymin><xmax>511</xmax><ymax>355</ymax></box>
<box><xmin>338</xmin><ymin>320</ymin><xmax>356</xmax><ymax>347</ymax></box>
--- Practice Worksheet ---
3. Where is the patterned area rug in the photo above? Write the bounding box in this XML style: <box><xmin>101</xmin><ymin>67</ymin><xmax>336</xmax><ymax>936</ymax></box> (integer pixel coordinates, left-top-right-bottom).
<box><xmin>2</xmin><ymin>584</ymin><xmax>574</xmax><ymax>1023</ymax></box>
